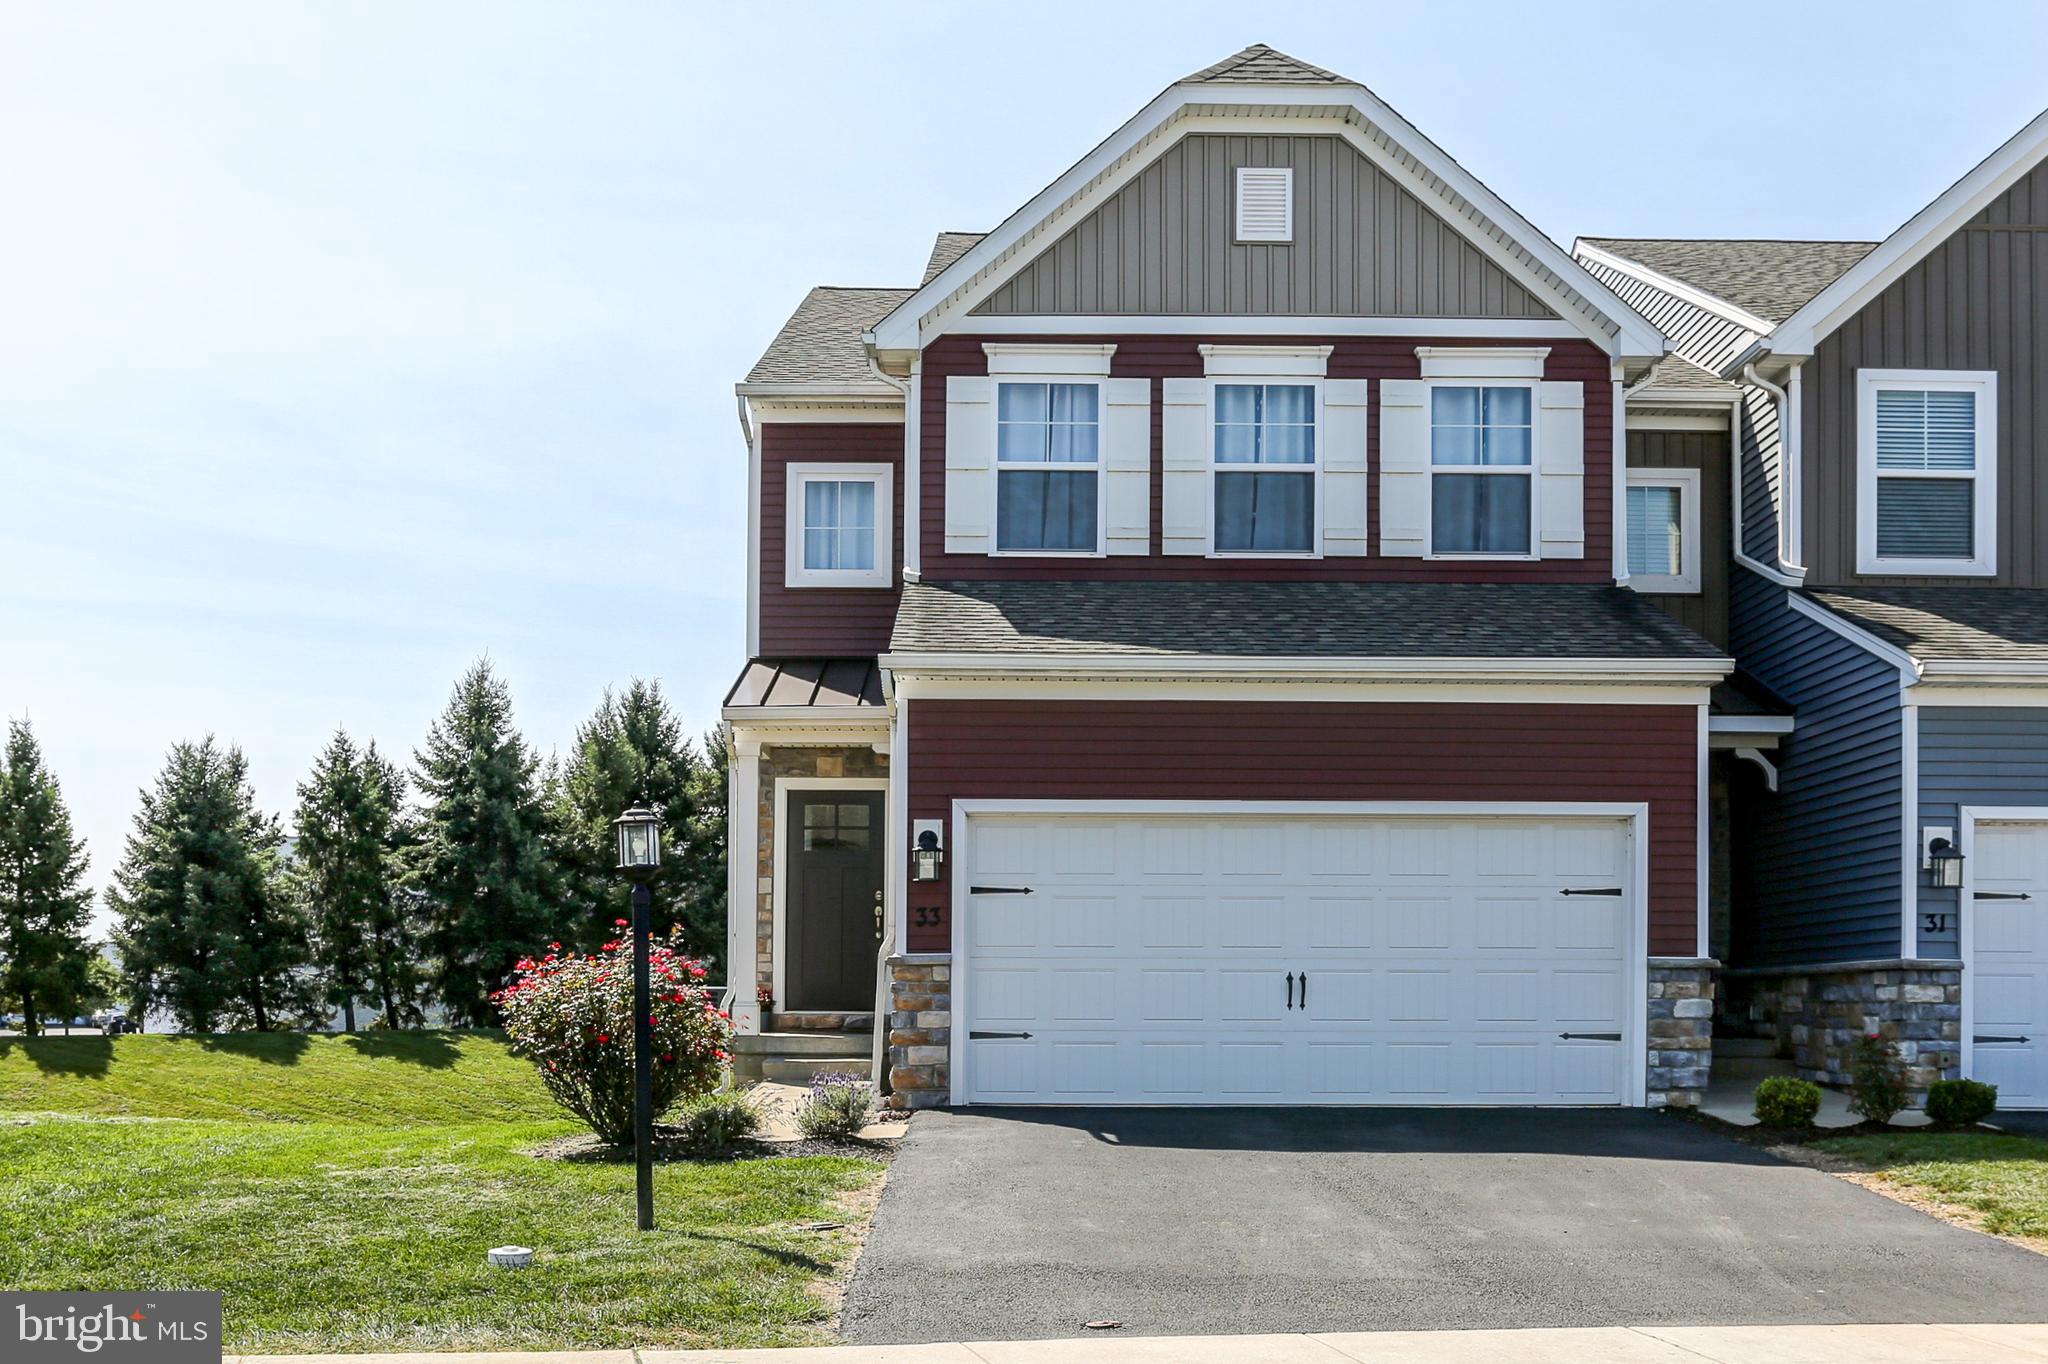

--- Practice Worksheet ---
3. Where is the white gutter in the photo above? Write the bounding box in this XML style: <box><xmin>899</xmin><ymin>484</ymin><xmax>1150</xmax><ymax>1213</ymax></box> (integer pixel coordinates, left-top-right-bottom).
<box><xmin>864</xmin><ymin>348</ymin><xmax>916</xmax><ymax>583</ymax></box>
<box><xmin>736</xmin><ymin>394</ymin><xmax>761</xmax><ymax>657</ymax></box>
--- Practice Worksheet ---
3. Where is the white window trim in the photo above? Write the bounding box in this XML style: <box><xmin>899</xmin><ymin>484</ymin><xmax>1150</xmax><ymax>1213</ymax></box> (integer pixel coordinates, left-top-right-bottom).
<box><xmin>1623</xmin><ymin>467</ymin><xmax>1702</xmax><ymax>594</ymax></box>
<box><xmin>1205</xmin><ymin>376</ymin><xmax>1324</xmax><ymax>559</ymax></box>
<box><xmin>784</xmin><ymin>462</ymin><xmax>893</xmax><ymax>588</ymax></box>
<box><xmin>1422</xmin><ymin>376</ymin><xmax>1541</xmax><ymax>562</ymax></box>
<box><xmin>1855</xmin><ymin>368</ymin><xmax>1998</xmax><ymax>577</ymax></box>
<box><xmin>989</xmin><ymin>375</ymin><xmax>1108</xmax><ymax>558</ymax></box>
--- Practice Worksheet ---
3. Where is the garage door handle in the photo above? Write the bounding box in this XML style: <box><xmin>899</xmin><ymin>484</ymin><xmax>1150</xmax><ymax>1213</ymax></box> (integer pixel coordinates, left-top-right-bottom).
<box><xmin>1974</xmin><ymin>1034</ymin><xmax>2031</xmax><ymax>1044</ymax></box>
<box><xmin>1299</xmin><ymin>972</ymin><xmax>1307</xmax><ymax>1008</ymax></box>
<box><xmin>1559</xmin><ymin>887</ymin><xmax>1624</xmax><ymax>897</ymax></box>
<box><xmin>1558</xmin><ymin>1032</ymin><xmax>1622</xmax><ymax>1041</ymax></box>
<box><xmin>1285</xmin><ymin>972</ymin><xmax>1294</xmax><ymax>1010</ymax></box>
<box><xmin>969</xmin><ymin>1030</ymin><xmax>1033</xmax><ymax>1040</ymax></box>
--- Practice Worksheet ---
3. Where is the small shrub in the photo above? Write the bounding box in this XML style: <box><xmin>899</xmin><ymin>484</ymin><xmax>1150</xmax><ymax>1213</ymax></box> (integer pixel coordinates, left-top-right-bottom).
<box><xmin>676</xmin><ymin>1090</ymin><xmax>764</xmax><ymax>1154</ymax></box>
<box><xmin>1924</xmin><ymin>1078</ymin><xmax>1998</xmax><ymax>1126</ymax></box>
<box><xmin>796</xmin><ymin>1071</ymin><xmax>875</xmax><ymax>1140</ymax></box>
<box><xmin>1848</xmin><ymin>1033</ymin><xmax>1909</xmax><ymax>1125</ymax></box>
<box><xmin>1753</xmin><ymin>1075</ymin><xmax>1823</xmax><ymax>1127</ymax></box>
<box><xmin>494</xmin><ymin>925</ymin><xmax>733</xmax><ymax>1144</ymax></box>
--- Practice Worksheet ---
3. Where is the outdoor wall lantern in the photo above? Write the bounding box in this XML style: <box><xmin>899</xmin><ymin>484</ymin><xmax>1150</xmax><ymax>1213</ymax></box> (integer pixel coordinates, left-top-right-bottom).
<box><xmin>911</xmin><ymin>824</ymin><xmax>945</xmax><ymax>882</ymax></box>
<box><xmin>1926</xmin><ymin>834</ymin><xmax>1964</xmax><ymax>890</ymax></box>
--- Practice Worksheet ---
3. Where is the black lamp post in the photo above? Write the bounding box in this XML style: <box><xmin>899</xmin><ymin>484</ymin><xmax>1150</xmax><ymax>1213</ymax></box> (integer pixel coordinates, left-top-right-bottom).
<box><xmin>613</xmin><ymin>804</ymin><xmax>662</xmax><ymax>1231</ymax></box>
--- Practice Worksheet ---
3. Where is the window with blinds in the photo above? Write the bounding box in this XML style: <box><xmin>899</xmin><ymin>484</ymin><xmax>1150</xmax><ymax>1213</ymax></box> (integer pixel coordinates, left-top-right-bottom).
<box><xmin>1235</xmin><ymin>167</ymin><xmax>1293</xmax><ymax>243</ymax></box>
<box><xmin>1623</xmin><ymin>469</ymin><xmax>1698</xmax><ymax>593</ymax></box>
<box><xmin>1857</xmin><ymin>371</ymin><xmax>1996</xmax><ymax>575</ymax></box>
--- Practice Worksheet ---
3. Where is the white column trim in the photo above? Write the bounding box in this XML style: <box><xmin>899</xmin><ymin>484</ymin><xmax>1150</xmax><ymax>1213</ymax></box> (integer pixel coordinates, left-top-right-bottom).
<box><xmin>727</xmin><ymin>737</ymin><xmax>763</xmax><ymax>1032</ymax></box>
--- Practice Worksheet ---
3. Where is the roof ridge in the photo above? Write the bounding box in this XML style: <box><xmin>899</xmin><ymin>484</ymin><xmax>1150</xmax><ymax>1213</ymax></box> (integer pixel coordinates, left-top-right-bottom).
<box><xmin>1179</xmin><ymin>42</ymin><xmax>1349</xmax><ymax>85</ymax></box>
<box><xmin>1587</xmin><ymin>235</ymin><xmax>1882</xmax><ymax>247</ymax></box>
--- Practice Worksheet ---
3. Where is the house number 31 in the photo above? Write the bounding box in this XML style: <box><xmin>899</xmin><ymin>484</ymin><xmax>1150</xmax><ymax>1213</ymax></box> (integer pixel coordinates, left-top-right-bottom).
<box><xmin>1921</xmin><ymin>912</ymin><xmax>1953</xmax><ymax>935</ymax></box>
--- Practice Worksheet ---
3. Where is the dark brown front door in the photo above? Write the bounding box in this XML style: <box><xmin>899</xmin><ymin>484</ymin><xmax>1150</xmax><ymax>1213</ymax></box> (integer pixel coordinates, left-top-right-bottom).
<box><xmin>786</xmin><ymin>789</ymin><xmax>885</xmax><ymax>1011</ymax></box>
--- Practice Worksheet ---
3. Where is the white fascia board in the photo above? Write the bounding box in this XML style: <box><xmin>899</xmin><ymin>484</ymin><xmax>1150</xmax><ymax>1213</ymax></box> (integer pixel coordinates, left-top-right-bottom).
<box><xmin>1785</xmin><ymin>592</ymin><xmax>1922</xmax><ymax>680</ymax></box>
<box><xmin>735</xmin><ymin>380</ymin><xmax>902</xmax><ymax>399</ymax></box>
<box><xmin>722</xmin><ymin>708</ymin><xmax>893</xmax><ymax>743</ymax></box>
<box><xmin>882</xmin><ymin>652</ymin><xmax>1730</xmax><ymax>683</ymax></box>
<box><xmin>873</xmin><ymin>84</ymin><xmax>1668</xmax><ymax>359</ymax></box>
<box><xmin>1707</xmin><ymin>715</ymin><xmax>1795</xmax><ymax>735</ymax></box>
<box><xmin>1766</xmin><ymin>107</ymin><xmax>2048</xmax><ymax>357</ymax></box>
<box><xmin>1572</xmin><ymin>240</ymin><xmax>1776</xmax><ymax>337</ymax></box>
<box><xmin>960</xmin><ymin>315</ymin><xmax>1587</xmax><ymax>339</ymax></box>
<box><xmin>1920</xmin><ymin>659</ymin><xmax>2048</xmax><ymax>678</ymax></box>
<box><xmin>748</xmin><ymin>401</ymin><xmax>905</xmax><ymax>424</ymax></box>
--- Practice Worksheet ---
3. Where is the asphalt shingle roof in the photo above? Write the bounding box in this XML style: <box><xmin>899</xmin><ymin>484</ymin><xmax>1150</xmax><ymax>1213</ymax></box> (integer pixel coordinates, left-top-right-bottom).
<box><xmin>1641</xmin><ymin>355</ymin><xmax>1737</xmax><ymax>394</ymax></box>
<box><xmin>890</xmin><ymin>580</ymin><xmax>1725</xmax><ymax>661</ymax></box>
<box><xmin>743</xmin><ymin>286</ymin><xmax>914</xmax><ymax>389</ymax></box>
<box><xmin>1807</xmin><ymin>587</ymin><xmax>2048</xmax><ymax>663</ymax></box>
<box><xmin>1181</xmin><ymin>44</ymin><xmax>1351</xmax><ymax>85</ymax></box>
<box><xmin>921</xmin><ymin>232</ymin><xmax>987</xmax><ymax>285</ymax></box>
<box><xmin>1579</xmin><ymin>238</ymin><xmax>1879</xmax><ymax>325</ymax></box>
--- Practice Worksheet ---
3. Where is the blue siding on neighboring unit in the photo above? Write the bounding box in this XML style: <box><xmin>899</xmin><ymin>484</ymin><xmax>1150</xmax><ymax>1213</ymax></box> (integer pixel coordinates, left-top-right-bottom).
<box><xmin>1730</xmin><ymin>567</ymin><xmax>1906</xmax><ymax>965</ymax></box>
<box><xmin>1917</xmin><ymin>707</ymin><xmax>2048</xmax><ymax>960</ymax></box>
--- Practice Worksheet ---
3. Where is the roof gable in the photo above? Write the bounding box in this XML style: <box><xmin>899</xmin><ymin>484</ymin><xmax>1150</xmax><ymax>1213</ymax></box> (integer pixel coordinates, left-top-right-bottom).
<box><xmin>1578</xmin><ymin>238</ymin><xmax>1875</xmax><ymax>328</ymax></box>
<box><xmin>868</xmin><ymin>46</ymin><xmax>1666</xmax><ymax>358</ymax></box>
<box><xmin>1762</xmin><ymin>105</ymin><xmax>2048</xmax><ymax>358</ymax></box>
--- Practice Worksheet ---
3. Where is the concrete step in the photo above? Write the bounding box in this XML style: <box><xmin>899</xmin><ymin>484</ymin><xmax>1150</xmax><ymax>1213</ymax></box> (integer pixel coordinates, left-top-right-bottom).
<box><xmin>1712</xmin><ymin>1037</ymin><xmax>1779</xmax><ymax>1059</ymax></box>
<box><xmin>759</xmin><ymin>1055</ymin><xmax>873</xmax><ymax>1085</ymax></box>
<box><xmin>733</xmin><ymin>1030</ymin><xmax>874</xmax><ymax>1059</ymax></box>
<box><xmin>1713</xmin><ymin>1056</ymin><xmax>1797</xmax><ymax>1082</ymax></box>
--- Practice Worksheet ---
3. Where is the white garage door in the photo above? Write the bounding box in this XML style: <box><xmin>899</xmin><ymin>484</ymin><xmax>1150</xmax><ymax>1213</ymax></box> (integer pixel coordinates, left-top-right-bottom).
<box><xmin>956</xmin><ymin>812</ymin><xmax>1638</xmax><ymax>1106</ymax></box>
<box><xmin>1968</xmin><ymin>821</ymin><xmax>2048</xmax><ymax>1109</ymax></box>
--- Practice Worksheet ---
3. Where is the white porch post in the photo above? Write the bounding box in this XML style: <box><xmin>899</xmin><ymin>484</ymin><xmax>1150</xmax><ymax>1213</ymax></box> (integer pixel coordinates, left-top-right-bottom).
<box><xmin>727</xmin><ymin>735</ymin><xmax>763</xmax><ymax>1033</ymax></box>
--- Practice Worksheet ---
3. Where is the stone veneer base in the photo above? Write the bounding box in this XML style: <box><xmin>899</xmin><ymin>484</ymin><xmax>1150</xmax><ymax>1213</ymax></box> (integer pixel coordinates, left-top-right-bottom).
<box><xmin>886</xmin><ymin>956</ymin><xmax>1712</xmax><ymax>1111</ymax></box>
<box><xmin>1722</xmin><ymin>963</ymin><xmax>1962</xmax><ymax>1093</ymax></box>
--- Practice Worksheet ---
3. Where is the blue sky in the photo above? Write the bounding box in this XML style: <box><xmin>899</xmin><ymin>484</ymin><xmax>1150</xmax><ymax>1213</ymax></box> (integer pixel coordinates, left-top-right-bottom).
<box><xmin>4</xmin><ymin>1</ymin><xmax>2045</xmax><ymax>925</ymax></box>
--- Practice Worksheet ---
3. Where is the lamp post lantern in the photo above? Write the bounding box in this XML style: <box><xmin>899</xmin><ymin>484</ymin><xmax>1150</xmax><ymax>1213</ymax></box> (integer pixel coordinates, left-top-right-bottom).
<box><xmin>613</xmin><ymin>804</ymin><xmax>662</xmax><ymax>1231</ymax></box>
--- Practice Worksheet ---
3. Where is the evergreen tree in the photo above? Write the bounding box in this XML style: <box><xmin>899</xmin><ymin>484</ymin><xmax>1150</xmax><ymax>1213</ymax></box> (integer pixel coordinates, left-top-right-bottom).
<box><xmin>108</xmin><ymin>737</ymin><xmax>314</xmax><ymax>1031</ymax></box>
<box><xmin>411</xmin><ymin>660</ymin><xmax>558</xmax><ymax>1024</ymax></box>
<box><xmin>675</xmin><ymin>726</ymin><xmax>728</xmax><ymax>973</ymax></box>
<box><xmin>552</xmin><ymin>680</ymin><xmax>711</xmax><ymax>956</ymax></box>
<box><xmin>292</xmin><ymin>730</ymin><xmax>422</xmax><ymax>1031</ymax></box>
<box><xmin>0</xmin><ymin>720</ymin><xmax>95</xmax><ymax>1036</ymax></box>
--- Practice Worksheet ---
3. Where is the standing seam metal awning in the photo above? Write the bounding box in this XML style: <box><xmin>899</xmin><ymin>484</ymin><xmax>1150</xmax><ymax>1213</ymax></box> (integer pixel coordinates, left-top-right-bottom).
<box><xmin>723</xmin><ymin>658</ymin><xmax>886</xmax><ymax>710</ymax></box>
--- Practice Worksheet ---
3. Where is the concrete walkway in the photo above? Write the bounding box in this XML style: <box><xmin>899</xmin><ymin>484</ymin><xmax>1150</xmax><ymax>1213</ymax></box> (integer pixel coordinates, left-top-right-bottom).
<box><xmin>238</xmin><ymin>1322</ymin><xmax>2048</xmax><ymax>1361</ymax></box>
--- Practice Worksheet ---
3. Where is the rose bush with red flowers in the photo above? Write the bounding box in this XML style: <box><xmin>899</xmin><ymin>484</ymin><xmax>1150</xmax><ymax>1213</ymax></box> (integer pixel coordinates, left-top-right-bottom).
<box><xmin>494</xmin><ymin>922</ymin><xmax>732</xmax><ymax>1144</ymax></box>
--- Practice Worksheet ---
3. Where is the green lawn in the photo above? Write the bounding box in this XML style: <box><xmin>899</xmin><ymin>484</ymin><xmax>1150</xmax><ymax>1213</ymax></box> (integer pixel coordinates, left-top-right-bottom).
<box><xmin>1813</xmin><ymin>1131</ymin><xmax>2048</xmax><ymax>1243</ymax></box>
<box><xmin>0</xmin><ymin>1032</ymin><xmax>885</xmax><ymax>1353</ymax></box>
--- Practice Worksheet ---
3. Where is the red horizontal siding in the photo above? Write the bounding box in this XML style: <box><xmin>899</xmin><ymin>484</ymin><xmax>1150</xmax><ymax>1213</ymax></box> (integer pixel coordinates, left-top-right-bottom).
<box><xmin>906</xmin><ymin>700</ymin><xmax>1697</xmax><ymax>955</ymax></box>
<box><xmin>757</xmin><ymin>423</ymin><xmax>903</xmax><ymax>657</ymax></box>
<box><xmin>918</xmin><ymin>334</ymin><xmax>1613</xmax><ymax>579</ymax></box>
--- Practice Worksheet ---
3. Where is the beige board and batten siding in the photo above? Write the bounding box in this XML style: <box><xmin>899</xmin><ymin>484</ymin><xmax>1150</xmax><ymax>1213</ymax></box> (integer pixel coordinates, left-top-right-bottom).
<box><xmin>1628</xmin><ymin>428</ymin><xmax>1730</xmax><ymax>648</ymax></box>
<box><xmin>973</xmin><ymin>134</ymin><xmax>1561</xmax><ymax>318</ymax></box>
<box><xmin>1804</xmin><ymin>159</ymin><xmax>2048</xmax><ymax>586</ymax></box>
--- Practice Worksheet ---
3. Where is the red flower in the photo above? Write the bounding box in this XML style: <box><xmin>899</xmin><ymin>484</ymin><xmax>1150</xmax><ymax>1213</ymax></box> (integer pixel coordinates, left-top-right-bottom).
<box><xmin>615</xmin><ymin>918</ymin><xmax>629</xmax><ymax>927</ymax></box>
<box><xmin>597</xmin><ymin>1034</ymin><xmax>611</xmax><ymax>1044</ymax></box>
<box><xmin>662</xmin><ymin>1053</ymin><xmax>674</xmax><ymax>1062</ymax></box>
<box><xmin>550</xmin><ymin>941</ymin><xmax>562</xmax><ymax>951</ymax></box>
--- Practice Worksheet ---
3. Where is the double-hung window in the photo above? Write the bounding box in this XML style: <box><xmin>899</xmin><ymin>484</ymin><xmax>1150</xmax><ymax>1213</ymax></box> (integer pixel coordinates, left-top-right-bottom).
<box><xmin>1213</xmin><ymin>382</ymin><xmax>1316</xmax><ymax>554</ymax></box>
<box><xmin>1430</xmin><ymin>385</ymin><xmax>1533</xmax><ymax>555</ymax></box>
<box><xmin>784</xmin><ymin>463</ymin><xmax>892</xmax><ymax>588</ymax></box>
<box><xmin>996</xmin><ymin>381</ymin><xmax>1100</xmax><ymax>553</ymax></box>
<box><xmin>1624</xmin><ymin>469</ymin><xmax>1700</xmax><ymax>593</ymax></box>
<box><xmin>1857</xmin><ymin>369</ymin><xmax>1997</xmax><ymax>576</ymax></box>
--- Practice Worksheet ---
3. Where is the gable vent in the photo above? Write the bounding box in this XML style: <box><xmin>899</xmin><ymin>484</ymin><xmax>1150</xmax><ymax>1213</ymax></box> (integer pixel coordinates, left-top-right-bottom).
<box><xmin>1235</xmin><ymin>166</ymin><xmax>1293</xmax><ymax>243</ymax></box>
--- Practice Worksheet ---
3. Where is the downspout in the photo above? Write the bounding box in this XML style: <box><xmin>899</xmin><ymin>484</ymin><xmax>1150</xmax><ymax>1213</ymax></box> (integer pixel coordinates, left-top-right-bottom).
<box><xmin>1740</xmin><ymin>365</ymin><xmax>1807</xmax><ymax>584</ymax></box>
<box><xmin>736</xmin><ymin>394</ymin><xmax>761</xmax><ymax>657</ymax></box>
<box><xmin>861</xmin><ymin>348</ymin><xmax>913</xmax><ymax>1098</ymax></box>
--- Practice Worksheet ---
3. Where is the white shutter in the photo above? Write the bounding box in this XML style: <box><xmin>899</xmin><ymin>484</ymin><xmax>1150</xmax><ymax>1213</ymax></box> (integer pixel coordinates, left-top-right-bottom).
<box><xmin>1537</xmin><ymin>380</ymin><xmax>1585</xmax><ymax>559</ymax></box>
<box><xmin>1162</xmin><ymin>378</ymin><xmax>1211</xmax><ymax>555</ymax></box>
<box><xmin>1378</xmin><ymin>378</ymin><xmax>1429</xmax><ymax>556</ymax></box>
<box><xmin>1101</xmin><ymin>377</ymin><xmax>1151</xmax><ymax>555</ymax></box>
<box><xmin>1321</xmin><ymin>379</ymin><xmax>1369</xmax><ymax>556</ymax></box>
<box><xmin>944</xmin><ymin>375</ymin><xmax>995</xmax><ymax>554</ymax></box>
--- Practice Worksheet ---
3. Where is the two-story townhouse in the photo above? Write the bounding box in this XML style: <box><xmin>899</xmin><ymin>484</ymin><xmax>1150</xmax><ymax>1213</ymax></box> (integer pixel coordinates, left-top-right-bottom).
<box><xmin>1578</xmin><ymin>106</ymin><xmax>2048</xmax><ymax>1109</ymax></box>
<box><xmin>729</xmin><ymin>46</ymin><xmax>1751</xmax><ymax>1112</ymax></box>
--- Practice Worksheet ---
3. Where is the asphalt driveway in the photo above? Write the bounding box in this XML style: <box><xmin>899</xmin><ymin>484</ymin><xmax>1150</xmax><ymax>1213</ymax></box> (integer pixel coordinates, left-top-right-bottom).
<box><xmin>841</xmin><ymin>1107</ymin><xmax>2048</xmax><ymax>1344</ymax></box>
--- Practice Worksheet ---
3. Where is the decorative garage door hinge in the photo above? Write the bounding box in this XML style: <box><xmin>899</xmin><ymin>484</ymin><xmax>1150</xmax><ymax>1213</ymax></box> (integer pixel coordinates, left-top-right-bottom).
<box><xmin>1558</xmin><ymin>887</ymin><xmax>1624</xmax><ymax>896</ymax></box>
<box><xmin>970</xmin><ymin>885</ymin><xmax>1034</xmax><ymax>895</ymax></box>
<box><xmin>1557</xmin><ymin>1032</ymin><xmax>1623</xmax><ymax>1041</ymax></box>
<box><xmin>969</xmin><ymin>1030</ymin><xmax>1034</xmax><ymax>1040</ymax></box>
<box><xmin>1974</xmin><ymin>890</ymin><xmax>2033</xmax><ymax>900</ymax></box>
<box><xmin>1974</xmin><ymin>1034</ymin><xmax>2031</xmax><ymax>1044</ymax></box>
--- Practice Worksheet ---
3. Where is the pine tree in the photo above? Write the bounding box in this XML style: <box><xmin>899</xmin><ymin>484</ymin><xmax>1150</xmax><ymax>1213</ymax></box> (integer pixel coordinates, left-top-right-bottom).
<box><xmin>0</xmin><ymin>720</ymin><xmax>96</xmax><ymax>1036</ymax></box>
<box><xmin>292</xmin><ymin>731</ymin><xmax>422</xmax><ymax>1031</ymax></box>
<box><xmin>552</xmin><ymin>680</ymin><xmax>712</xmax><ymax>956</ymax></box>
<box><xmin>411</xmin><ymin>660</ymin><xmax>559</xmax><ymax>1024</ymax></box>
<box><xmin>109</xmin><ymin>737</ymin><xmax>314</xmax><ymax>1032</ymax></box>
<box><xmin>675</xmin><ymin>726</ymin><xmax>729</xmax><ymax>973</ymax></box>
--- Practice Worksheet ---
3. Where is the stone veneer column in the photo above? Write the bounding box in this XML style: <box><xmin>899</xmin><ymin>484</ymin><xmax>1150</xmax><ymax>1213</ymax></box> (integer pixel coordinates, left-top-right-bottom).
<box><xmin>1734</xmin><ymin>964</ymin><xmax>1963</xmax><ymax>1094</ymax></box>
<box><xmin>885</xmin><ymin>957</ymin><xmax>951</xmax><ymax>1109</ymax></box>
<box><xmin>1647</xmin><ymin>959</ymin><xmax>1717</xmax><ymax>1107</ymax></box>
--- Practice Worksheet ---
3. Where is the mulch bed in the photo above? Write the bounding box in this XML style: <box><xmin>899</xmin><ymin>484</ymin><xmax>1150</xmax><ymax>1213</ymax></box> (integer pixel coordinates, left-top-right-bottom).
<box><xmin>527</xmin><ymin>1126</ymin><xmax>898</xmax><ymax>1164</ymax></box>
